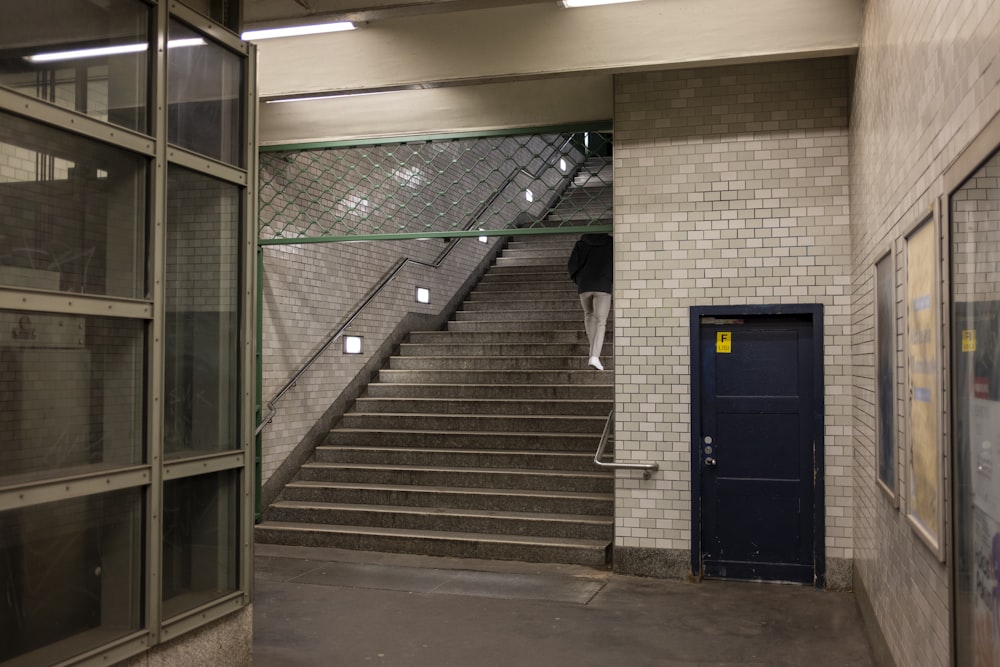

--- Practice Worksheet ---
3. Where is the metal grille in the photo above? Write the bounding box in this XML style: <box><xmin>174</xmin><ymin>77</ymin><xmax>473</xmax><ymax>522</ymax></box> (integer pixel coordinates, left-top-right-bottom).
<box><xmin>258</xmin><ymin>129</ymin><xmax>612</xmax><ymax>243</ymax></box>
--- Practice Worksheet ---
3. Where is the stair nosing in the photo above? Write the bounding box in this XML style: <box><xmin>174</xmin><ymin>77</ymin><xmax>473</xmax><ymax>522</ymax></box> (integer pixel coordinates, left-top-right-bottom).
<box><xmin>256</xmin><ymin>521</ymin><xmax>610</xmax><ymax>548</ymax></box>
<box><xmin>286</xmin><ymin>480</ymin><xmax>613</xmax><ymax>500</ymax></box>
<box><xmin>269</xmin><ymin>500</ymin><xmax>613</xmax><ymax>524</ymax></box>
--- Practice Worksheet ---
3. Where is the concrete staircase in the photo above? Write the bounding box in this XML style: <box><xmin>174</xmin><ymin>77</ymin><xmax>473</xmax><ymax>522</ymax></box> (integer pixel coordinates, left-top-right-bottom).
<box><xmin>255</xmin><ymin>233</ymin><xmax>615</xmax><ymax>566</ymax></box>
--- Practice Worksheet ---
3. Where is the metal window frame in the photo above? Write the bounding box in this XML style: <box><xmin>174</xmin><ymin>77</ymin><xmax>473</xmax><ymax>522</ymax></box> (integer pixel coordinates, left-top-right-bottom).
<box><xmin>0</xmin><ymin>0</ymin><xmax>257</xmax><ymax>664</ymax></box>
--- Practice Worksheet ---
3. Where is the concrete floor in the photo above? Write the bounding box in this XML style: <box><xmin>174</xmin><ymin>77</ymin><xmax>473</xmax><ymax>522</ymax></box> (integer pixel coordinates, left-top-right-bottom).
<box><xmin>253</xmin><ymin>544</ymin><xmax>875</xmax><ymax>667</ymax></box>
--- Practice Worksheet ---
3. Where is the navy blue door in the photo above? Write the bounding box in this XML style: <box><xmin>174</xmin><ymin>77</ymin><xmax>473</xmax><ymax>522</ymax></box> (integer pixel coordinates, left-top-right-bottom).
<box><xmin>698</xmin><ymin>315</ymin><xmax>817</xmax><ymax>583</ymax></box>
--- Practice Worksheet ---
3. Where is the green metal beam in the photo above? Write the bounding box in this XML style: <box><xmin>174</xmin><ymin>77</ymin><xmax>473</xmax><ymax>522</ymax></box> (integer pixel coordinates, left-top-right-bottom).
<box><xmin>259</xmin><ymin>122</ymin><xmax>613</xmax><ymax>153</ymax></box>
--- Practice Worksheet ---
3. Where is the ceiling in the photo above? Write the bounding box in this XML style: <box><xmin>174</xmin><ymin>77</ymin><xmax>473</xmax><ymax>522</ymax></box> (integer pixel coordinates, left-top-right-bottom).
<box><xmin>243</xmin><ymin>0</ymin><xmax>554</xmax><ymax>28</ymax></box>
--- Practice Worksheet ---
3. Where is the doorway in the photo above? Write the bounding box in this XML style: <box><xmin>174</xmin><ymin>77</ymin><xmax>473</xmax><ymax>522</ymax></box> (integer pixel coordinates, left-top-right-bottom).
<box><xmin>690</xmin><ymin>305</ymin><xmax>825</xmax><ymax>585</ymax></box>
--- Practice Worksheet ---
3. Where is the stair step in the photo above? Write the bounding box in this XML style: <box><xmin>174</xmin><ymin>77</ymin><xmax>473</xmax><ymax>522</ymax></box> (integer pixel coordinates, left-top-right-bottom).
<box><xmin>324</xmin><ymin>429</ymin><xmax>601</xmax><ymax>452</ymax></box>
<box><xmin>387</xmin><ymin>356</ymin><xmax>610</xmax><ymax>371</ymax></box>
<box><xmin>264</xmin><ymin>501</ymin><xmax>612</xmax><ymax>539</ymax></box>
<box><xmin>254</xmin><ymin>521</ymin><xmax>610</xmax><ymax>566</ymax></box>
<box><xmin>297</xmin><ymin>462</ymin><xmax>613</xmax><ymax>493</ymax></box>
<box><xmin>467</xmin><ymin>288</ymin><xmax>579</xmax><ymax>300</ymax></box>
<box><xmin>461</xmin><ymin>299</ymin><xmax>579</xmax><ymax>311</ymax></box>
<box><xmin>315</xmin><ymin>445</ymin><xmax>611</xmax><ymax>471</ymax></box>
<box><xmin>478</xmin><ymin>269</ymin><xmax>569</xmax><ymax>281</ymax></box>
<box><xmin>352</xmin><ymin>397</ymin><xmax>612</xmax><ymax>416</ymax></box>
<box><xmin>339</xmin><ymin>412</ymin><xmax>606</xmax><ymax>433</ymax></box>
<box><xmin>447</xmin><ymin>319</ymin><xmax>590</xmax><ymax>332</ymax></box>
<box><xmin>280</xmin><ymin>481</ymin><xmax>614</xmax><ymax>515</ymax></box>
<box><xmin>375</xmin><ymin>369</ymin><xmax>611</xmax><ymax>384</ymax></box>
<box><xmin>364</xmin><ymin>383</ymin><xmax>613</xmax><ymax>400</ymax></box>
<box><xmin>398</xmin><ymin>343</ymin><xmax>591</xmax><ymax>357</ymax></box>
<box><xmin>407</xmin><ymin>331</ymin><xmax>589</xmax><ymax>344</ymax></box>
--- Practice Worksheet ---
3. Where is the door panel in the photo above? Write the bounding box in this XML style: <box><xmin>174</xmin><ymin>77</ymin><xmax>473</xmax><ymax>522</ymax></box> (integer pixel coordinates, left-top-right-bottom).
<box><xmin>698</xmin><ymin>315</ymin><xmax>817</xmax><ymax>584</ymax></box>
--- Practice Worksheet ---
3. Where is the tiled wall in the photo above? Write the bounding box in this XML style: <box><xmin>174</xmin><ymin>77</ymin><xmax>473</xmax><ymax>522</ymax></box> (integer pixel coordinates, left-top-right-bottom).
<box><xmin>850</xmin><ymin>0</ymin><xmax>1000</xmax><ymax>665</ymax></box>
<box><xmin>259</xmin><ymin>235</ymin><xmax>500</xmax><ymax>486</ymax></box>
<box><xmin>612</xmin><ymin>58</ymin><xmax>853</xmax><ymax>581</ymax></box>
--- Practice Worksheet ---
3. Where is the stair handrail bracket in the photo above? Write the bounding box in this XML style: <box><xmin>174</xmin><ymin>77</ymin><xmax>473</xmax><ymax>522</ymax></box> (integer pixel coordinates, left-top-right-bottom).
<box><xmin>593</xmin><ymin>409</ymin><xmax>658</xmax><ymax>479</ymax></box>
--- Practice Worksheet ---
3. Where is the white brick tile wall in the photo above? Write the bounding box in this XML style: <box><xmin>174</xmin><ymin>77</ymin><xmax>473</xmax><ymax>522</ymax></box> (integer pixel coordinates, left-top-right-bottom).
<box><xmin>850</xmin><ymin>0</ymin><xmax>1000</xmax><ymax>665</ymax></box>
<box><xmin>613</xmin><ymin>58</ymin><xmax>852</xmax><ymax>558</ymax></box>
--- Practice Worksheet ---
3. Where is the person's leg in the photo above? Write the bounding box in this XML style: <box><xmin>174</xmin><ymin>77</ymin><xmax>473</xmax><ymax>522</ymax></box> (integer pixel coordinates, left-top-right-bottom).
<box><xmin>589</xmin><ymin>292</ymin><xmax>612</xmax><ymax>361</ymax></box>
<box><xmin>579</xmin><ymin>292</ymin><xmax>597</xmax><ymax>351</ymax></box>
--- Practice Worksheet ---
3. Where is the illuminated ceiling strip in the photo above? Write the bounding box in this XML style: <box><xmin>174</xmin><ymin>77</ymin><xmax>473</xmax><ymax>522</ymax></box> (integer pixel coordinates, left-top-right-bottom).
<box><xmin>241</xmin><ymin>22</ymin><xmax>356</xmax><ymax>41</ymax></box>
<box><xmin>561</xmin><ymin>0</ymin><xmax>641</xmax><ymax>7</ymax></box>
<box><xmin>25</xmin><ymin>38</ymin><xmax>205</xmax><ymax>63</ymax></box>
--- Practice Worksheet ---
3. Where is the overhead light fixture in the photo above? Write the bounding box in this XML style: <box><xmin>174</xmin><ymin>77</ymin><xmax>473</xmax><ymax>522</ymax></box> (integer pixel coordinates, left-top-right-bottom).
<box><xmin>561</xmin><ymin>0</ymin><xmax>641</xmax><ymax>6</ymax></box>
<box><xmin>241</xmin><ymin>21</ymin><xmax>355</xmax><ymax>41</ymax></box>
<box><xmin>25</xmin><ymin>38</ymin><xmax>205</xmax><ymax>63</ymax></box>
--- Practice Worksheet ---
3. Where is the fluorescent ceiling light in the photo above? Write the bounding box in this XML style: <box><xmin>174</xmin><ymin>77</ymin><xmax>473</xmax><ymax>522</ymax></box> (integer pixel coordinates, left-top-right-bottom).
<box><xmin>25</xmin><ymin>38</ymin><xmax>205</xmax><ymax>63</ymax></box>
<box><xmin>26</xmin><ymin>43</ymin><xmax>146</xmax><ymax>63</ymax></box>
<box><xmin>561</xmin><ymin>0</ymin><xmax>641</xmax><ymax>7</ymax></box>
<box><xmin>241</xmin><ymin>22</ymin><xmax>355</xmax><ymax>41</ymax></box>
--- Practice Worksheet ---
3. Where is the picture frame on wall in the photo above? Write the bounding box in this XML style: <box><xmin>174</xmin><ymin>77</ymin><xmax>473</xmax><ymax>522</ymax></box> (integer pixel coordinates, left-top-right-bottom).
<box><xmin>875</xmin><ymin>251</ymin><xmax>898</xmax><ymax>504</ymax></box>
<box><xmin>904</xmin><ymin>211</ymin><xmax>946</xmax><ymax>560</ymax></box>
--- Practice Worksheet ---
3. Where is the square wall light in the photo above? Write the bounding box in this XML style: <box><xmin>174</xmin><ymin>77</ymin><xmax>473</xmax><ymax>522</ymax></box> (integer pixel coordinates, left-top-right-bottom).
<box><xmin>344</xmin><ymin>335</ymin><xmax>363</xmax><ymax>354</ymax></box>
<box><xmin>415</xmin><ymin>287</ymin><xmax>430</xmax><ymax>304</ymax></box>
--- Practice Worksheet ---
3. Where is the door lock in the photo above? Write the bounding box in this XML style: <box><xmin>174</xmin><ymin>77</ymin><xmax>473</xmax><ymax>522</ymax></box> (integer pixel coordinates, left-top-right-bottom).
<box><xmin>704</xmin><ymin>457</ymin><xmax>717</xmax><ymax>467</ymax></box>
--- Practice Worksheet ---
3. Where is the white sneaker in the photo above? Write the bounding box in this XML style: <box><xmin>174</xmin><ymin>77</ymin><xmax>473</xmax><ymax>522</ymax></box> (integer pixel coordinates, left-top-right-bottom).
<box><xmin>588</xmin><ymin>356</ymin><xmax>604</xmax><ymax>371</ymax></box>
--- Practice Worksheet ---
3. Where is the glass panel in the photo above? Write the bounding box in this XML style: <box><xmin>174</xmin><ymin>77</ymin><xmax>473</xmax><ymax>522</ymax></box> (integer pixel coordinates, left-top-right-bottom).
<box><xmin>0</xmin><ymin>110</ymin><xmax>147</xmax><ymax>299</ymax></box>
<box><xmin>0</xmin><ymin>0</ymin><xmax>149</xmax><ymax>133</ymax></box>
<box><xmin>951</xmin><ymin>147</ymin><xmax>1000</xmax><ymax>666</ymax></box>
<box><xmin>162</xmin><ymin>470</ymin><xmax>239</xmax><ymax>619</ymax></box>
<box><xmin>164</xmin><ymin>165</ymin><xmax>240</xmax><ymax>458</ymax></box>
<box><xmin>167</xmin><ymin>19</ymin><xmax>244</xmax><ymax>167</ymax></box>
<box><xmin>0</xmin><ymin>489</ymin><xmax>144</xmax><ymax>665</ymax></box>
<box><xmin>0</xmin><ymin>310</ymin><xmax>145</xmax><ymax>486</ymax></box>
<box><xmin>875</xmin><ymin>254</ymin><xmax>895</xmax><ymax>491</ymax></box>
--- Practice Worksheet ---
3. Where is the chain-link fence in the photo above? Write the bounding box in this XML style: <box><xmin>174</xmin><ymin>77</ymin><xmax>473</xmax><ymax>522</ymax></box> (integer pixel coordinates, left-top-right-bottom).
<box><xmin>258</xmin><ymin>129</ymin><xmax>612</xmax><ymax>244</ymax></box>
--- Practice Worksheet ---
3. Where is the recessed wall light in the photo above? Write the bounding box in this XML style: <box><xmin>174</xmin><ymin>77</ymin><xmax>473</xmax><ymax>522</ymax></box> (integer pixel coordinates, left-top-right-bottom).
<box><xmin>525</xmin><ymin>189</ymin><xmax>534</xmax><ymax>203</ymax></box>
<box><xmin>415</xmin><ymin>287</ymin><xmax>430</xmax><ymax>304</ymax></box>
<box><xmin>344</xmin><ymin>335</ymin><xmax>363</xmax><ymax>354</ymax></box>
<box><xmin>241</xmin><ymin>21</ymin><xmax>355</xmax><ymax>41</ymax></box>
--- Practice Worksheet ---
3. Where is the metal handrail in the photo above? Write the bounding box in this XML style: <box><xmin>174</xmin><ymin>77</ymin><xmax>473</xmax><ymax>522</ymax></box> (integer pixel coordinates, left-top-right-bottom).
<box><xmin>594</xmin><ymin>409</ymin><xmax>659</xmax><ymax>479</ymax></box>
<box><xmin>255</xmin><ymin>137</ymin><xmax>582</xmax><ymax>436</ymax></box>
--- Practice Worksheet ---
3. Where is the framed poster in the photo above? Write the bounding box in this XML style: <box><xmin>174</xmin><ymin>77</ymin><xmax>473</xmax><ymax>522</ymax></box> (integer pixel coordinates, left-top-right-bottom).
<box><xmin>875</xmin><ymin>252</ymin><xmax>897</xmax><ymax>502</ymax></box>
<box><xmin>905</xmin><ymin>214</ymin><xmax>945</xmax><ymax>559</ymax></box>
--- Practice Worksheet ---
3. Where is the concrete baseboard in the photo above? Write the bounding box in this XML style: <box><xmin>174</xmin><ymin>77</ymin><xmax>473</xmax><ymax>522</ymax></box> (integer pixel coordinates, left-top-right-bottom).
<box><xmin>120</xmin><ymin>605</ymin><xmax>252</xmax><ymax>667</ymax></box>
<box><xmin>613</xmin><ymin>546</ymin><xmax>692</xmax><ymax>579</ymax></box>
<box><xmin>825</xmin><ymin>556</ymin><xmax>853</xmax><ymax>591</ymax></box>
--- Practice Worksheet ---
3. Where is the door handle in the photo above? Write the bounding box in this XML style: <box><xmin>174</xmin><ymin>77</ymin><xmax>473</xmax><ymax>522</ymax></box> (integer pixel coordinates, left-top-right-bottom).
<box><xmin>705</xmin><ymin>457</ymin><xmax>717</xmax><ymax>467</ymax></box>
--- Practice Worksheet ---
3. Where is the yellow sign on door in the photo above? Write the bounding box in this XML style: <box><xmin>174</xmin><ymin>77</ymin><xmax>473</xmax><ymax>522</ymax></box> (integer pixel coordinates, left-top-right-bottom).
<box><xmin>716</xmin><ymin>331</ymin><xmax>732</xmax><ymax>354</ymax></box>
<box><xmin>962</xmin><ymin>329</ymin><xmax>976</xmax><ymax>352</ymax></box>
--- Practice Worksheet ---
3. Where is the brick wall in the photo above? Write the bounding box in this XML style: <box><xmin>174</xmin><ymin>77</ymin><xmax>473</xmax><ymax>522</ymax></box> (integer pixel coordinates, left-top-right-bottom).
<box><xmin>850</xmin><ymin>0</ymin><xmax>1000</xmax><ymax>665</ymax></box>
<box><xmin>612</xmin><ymin>57</ymin><xmax>853</xmax><ymax>581</ymax></box>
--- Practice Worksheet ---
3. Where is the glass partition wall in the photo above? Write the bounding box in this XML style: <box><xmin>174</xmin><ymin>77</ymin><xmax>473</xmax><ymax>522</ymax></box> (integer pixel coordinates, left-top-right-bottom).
<box><xmin>950</xmin><ymin>134</ymin><xmax>1000</xmax><ymax>665</ymax></box>
<box><xmin>0</xmin><ymin>2</ymin><xmax>256</xmax><ymax>665</ymax></box>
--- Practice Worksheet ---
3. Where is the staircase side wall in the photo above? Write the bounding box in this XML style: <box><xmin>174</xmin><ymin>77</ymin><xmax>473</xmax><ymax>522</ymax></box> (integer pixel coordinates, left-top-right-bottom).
<box><xmin>612</xmin><ymin>57</ymin><xmax>853</xmax><ymax>584</ymax></box>
<box><xmin>259</xmin><ymin>235</ymin><xmax>505</xmax><ymax>491</ymax></box>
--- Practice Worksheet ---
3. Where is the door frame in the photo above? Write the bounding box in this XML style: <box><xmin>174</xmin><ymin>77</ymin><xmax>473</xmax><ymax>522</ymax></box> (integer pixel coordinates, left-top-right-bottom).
<box><xmin>689</xmin><ymin>303</ymin><xmax>826</xmax><ymax>587</ymax></box>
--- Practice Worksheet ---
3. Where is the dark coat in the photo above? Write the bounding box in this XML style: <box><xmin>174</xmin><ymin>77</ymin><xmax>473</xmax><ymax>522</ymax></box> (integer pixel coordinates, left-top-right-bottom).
<box><xmin>567</xmin><ymin>233</ymin><xmax>613</xmax><ymax>294</ymax></box>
